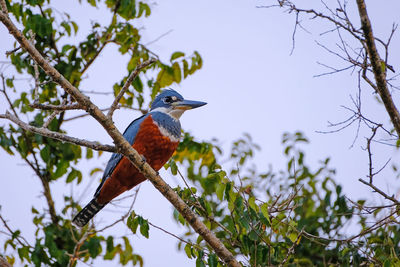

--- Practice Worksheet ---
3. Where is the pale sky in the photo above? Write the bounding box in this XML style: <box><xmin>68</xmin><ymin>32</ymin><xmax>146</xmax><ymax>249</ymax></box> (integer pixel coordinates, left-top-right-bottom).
<box><xmin>1</xmin><ymin>0</ymin><xmax>400</xmax><ymax>266</ymax></box>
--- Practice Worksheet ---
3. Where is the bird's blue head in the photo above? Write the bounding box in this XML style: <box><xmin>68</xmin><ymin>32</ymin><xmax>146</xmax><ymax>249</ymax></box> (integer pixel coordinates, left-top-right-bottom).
<box><xmin>150</xmin><ymin>89</ymin><xmax>207</xmax><ymax>119</ymax></box>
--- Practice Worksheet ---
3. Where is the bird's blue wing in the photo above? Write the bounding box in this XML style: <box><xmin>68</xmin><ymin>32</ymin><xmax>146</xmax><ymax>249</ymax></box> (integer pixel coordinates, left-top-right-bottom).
<box><xmin>94</xmin><ymin>114</ymin><xmax>148</xmax><ymax>197</ymax></box>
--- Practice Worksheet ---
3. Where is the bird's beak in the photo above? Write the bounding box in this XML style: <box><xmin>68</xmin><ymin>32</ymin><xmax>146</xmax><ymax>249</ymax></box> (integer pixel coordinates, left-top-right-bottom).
<box><xmin>172</xmin><ymin>99</ymin><xmax>207</xmax><ymax>110</ymax></box>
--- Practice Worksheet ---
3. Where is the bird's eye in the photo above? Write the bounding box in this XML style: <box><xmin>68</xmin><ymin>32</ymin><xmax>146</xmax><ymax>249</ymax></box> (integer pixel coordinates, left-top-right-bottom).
<box><xmin>164</xmin><ymin>96</ymin><xmax>173</xmax><ymax>104</ymax></box>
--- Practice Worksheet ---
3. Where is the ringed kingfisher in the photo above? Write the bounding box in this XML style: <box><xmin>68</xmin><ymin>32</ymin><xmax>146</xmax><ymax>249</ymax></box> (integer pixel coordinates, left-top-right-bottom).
<box><xmin>73</xmin><ymin>89</ymin><xmax>206</xmax><ymax>227</ymax></box>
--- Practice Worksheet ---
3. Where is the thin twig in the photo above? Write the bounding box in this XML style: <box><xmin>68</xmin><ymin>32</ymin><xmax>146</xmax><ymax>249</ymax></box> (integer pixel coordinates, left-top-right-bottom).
<box><xmin>366</xmin><ymin>126</ymin><xmax>378</xmax><ymax>183</ymax></box>
<box><xmin>107</xmin><ymin>58</ymin><xmax>157</xmax><ymax>119</ymax></box>
<box><xmin>358</xmin><ymin>178</ymin><xmax>400</xmax><ymax>205</ymax></box>
<box><xmin>30</xmin><ymin>102</ymin><xmax>83</xmax><ymax>111</ymax></box>
<box><xmin>147</xmin><ymin>220</ymin><xmax>209</xmax><ymax>255</ymax></box>
<box><xmin>96</xmin><ymin>187</ymin><xmax>140</xmax><ymax>233</ymax></box>
<box><xmin>0</xmin><ymin>214</ymin><xmax>31</xmax><ymax>247</ymax></box>
<box><xmin>278</xmin><ymin>228</ymin><xmax>304</xmax><ymax>267</ymax></box>
<box><xmin>5</xmin><ymin>46</ymin><xmax>21</xmax><ymax>56</ymax></box>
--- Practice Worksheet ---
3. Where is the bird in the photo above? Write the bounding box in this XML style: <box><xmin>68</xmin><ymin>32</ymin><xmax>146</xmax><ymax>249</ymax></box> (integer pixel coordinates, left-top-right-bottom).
<box><xmin>72</xmin><ymin>89</ymin><xmax>206</xmax><ymax>227</ymax></box>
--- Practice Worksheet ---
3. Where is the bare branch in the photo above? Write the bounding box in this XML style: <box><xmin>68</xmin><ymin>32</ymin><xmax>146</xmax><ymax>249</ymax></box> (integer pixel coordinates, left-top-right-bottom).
<box><xmin>0</xmin><ymin>255</ymin><xmax>12</xmax><ymax>267</ymax></box>
<box><xmin>145</xmin><ymin>29</ymin><xmax>174</xmax><ymax>46</ymax></box>
<box><xmin>0</xmin><ymin>111</ymin><xmax>116</xmax><ymax>153</ymax></box>
<box><xmin>5</xmin><ymin>46</ymin><xmax>21</xmax><ymax>56</ymax></box>
<box><xmin>358</xmin><ymin>178</ymin><xmax>400</xmax><ymax>205</ymax></box>
<box><xmin>366</xmin><ymin>126</ymin><xmax>378</xmax><ymax>183</ymax></box>
<box><xmin>30</xmin><ymin>102</ymin><xmax>83</xmax><ymax>111</ymax></box>
<box><xmin>356</xmin><ymin>0</ymin><xmax>400</xmax><ymax>137</ymax></box>
<box><xmin>0</xmin><ymin>214</ymin><xmax>31</xmax><ymax>247</ymax></box>
<box><xmin>41</xmin><ymin>99</ymin><xmax>67</xmax><ymax>128</ymax></box>
<box><xmin>287</xmin><ymin>206</ymin><xmax>399</xmax><ymax>244</ymax></box>
<box><xmin>0</xmin><ymin>0</ymin><xmax>7</xmax><ymax>14</ymax></box>
<box><xmin>0</xmin><ymin>75</ymin><xmax>19</xmax><ymax>118</ymax></box>
<box><xmin>79</xmin><ymin>90</ymin><xmax>113</xmax><ymax>95</ymax></box>
<box><xmin>107</xmin><ymin>58</ymin><xmax>157</xmax><ymax>119</ymax></box>
<box><xmin>96</xmin><ymin>187</ymin><xmax>139</xmax><ymax>233</ymax></box>
<box><xmin>147</xmin><ymin>220</ymin><xmax>209</xmax><ymax>254</ymax></box>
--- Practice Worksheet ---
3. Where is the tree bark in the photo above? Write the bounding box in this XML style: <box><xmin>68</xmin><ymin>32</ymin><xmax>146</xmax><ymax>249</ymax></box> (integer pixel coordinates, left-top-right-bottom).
<box><xmin>356</xmin><ymin>0</ymin><xmax>400</xmax><ymax>138</ymax></box>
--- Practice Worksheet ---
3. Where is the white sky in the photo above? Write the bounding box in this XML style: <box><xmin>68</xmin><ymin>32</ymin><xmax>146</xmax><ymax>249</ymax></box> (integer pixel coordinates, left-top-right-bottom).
<box><xmin>1</xmin><ymin>0</ymin><xmax>400</xmax><ymax>266</ymax></box>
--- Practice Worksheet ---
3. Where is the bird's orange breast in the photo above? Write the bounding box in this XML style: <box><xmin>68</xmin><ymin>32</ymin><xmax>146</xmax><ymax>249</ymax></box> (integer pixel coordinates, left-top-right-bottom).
<box><xmin>96</xmin><ymin>115</ymin><xmax>179</xmax><ymax>204</ymax></box>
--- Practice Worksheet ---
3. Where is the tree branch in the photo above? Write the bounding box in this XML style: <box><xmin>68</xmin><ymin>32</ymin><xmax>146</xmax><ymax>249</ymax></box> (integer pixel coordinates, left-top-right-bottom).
<box><xmin>30</xmin><ymin>102</ymin><xmax>83</xmax><ymax>111</ymax></box>
<box><xmin>0</xmin><ymin>255</ymin><xmax>12</xmax><ymax>267</ymax></box>
<box><xmin>0</xmin><ymin>8</ymin><xmax>240</xmax><ymax>266</ymax></box>
<box><xmin>1</xmin><ymin>74</ymin><xmax>60</xmax><ymax>225</ymax></box>
<box><xmin>358</xmin><ymin>178</ymin><xmax>400</xmax><ymax>205</ymax></box>
<box><xmin>0</xmin><ymin>214</ymin><xmax>31</xmax><ymax>248</ymax></box>
<box><xmin>0</xmin><ymin>0</ymin><xmax>7</xmax><ymax>14</ymax></box>
<box><xmin>107</xmin><ymin>58</ymin><xmax>157</xmax><ymax>119</ymax></box>
<box><xmin>356</xmin><ymin>0</ymin><xmax>400</xmax><ymax>137</ymax></box>
<box><xmin>67</xmin><ymin>226</ymin><xmax>94</xmax><ymax>267</ymax></box>
<box><xmin>0</xmin><ymin>111</ymin><xmax>116</xmax><ymax>153</ymax></box>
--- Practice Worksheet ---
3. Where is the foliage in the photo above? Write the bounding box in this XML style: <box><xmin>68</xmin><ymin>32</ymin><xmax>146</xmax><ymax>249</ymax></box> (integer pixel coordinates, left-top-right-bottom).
<box><xmin>1</xmin><ymin>0</ymin><xmax>399</xmax><ymax>267</ymax></box>
<box><xmin>167</xmin><ymin>132</ymin><xmax>400</xmax><ymax>266</ymax></box>
<box><xmin>0</xmin><ymin>0</ymin><xmax>202</xmax><ymax>265</ymax></box>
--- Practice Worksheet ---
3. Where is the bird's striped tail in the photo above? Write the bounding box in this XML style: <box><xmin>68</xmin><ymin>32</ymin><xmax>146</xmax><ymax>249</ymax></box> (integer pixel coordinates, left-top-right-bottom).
<box><xmin>72</xmin><ymin>199</ymin><xmax>106</xmax><ymax>227</ymax></box>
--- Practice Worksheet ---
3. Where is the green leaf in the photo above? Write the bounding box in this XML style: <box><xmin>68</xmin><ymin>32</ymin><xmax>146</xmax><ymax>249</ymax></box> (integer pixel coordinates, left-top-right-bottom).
<box><xmin>138</xmin><ymin>2</ymin><xmax>151</xmax><ymax>17</ymax></box>
<box><xmin>172</xmin><ymin>62</ymin><xmax>182</xmax><ymax>83</ymax></box>
<box><xmin>86</xmin><ymin>148</ymin><xmax>93</xmax><ymax>159</ymax></box>
<box><xmin>6</xmin><ymin>78</ymin><xmax>14</xmax><ymax>88</ymax></box>
<box><xmin>54</xmin><ymin>160</ymin><xmax>70</xmax><ymax>179</ymax></box>
<box><xmin>288</xmin><ymin>232</ymin><xmax>297</xmax><ymax>243</ymax></box>
<box><xmin>26</xmin><ymin>14</ymin><xmax>53</xmax><ymax>39</ymax></box>
<box><xmin>260</xmin><ymin>203</ymin><xmax>271</xmax><ymax>224</ymax></box>
<box><xmin>170</xmin><ymin>51</ymin><xmax>185</xmax><ymax>61</ymax></box>
<box><xmin>90</xmin><ymin>167</ymin><xmax>103</xmax><ymax>177</ymax></box>
<box><xmin>216</xmin><ymin>183</ymin><xmax>225</xmax><ymax>201</ymax></box>
<box><xmin>183</xmin><ymin>59</ymin><xmax>189</xmax><ymax>78</ymax></box>
<box><xmin>239</xmin><ymin>216</ymin><xmax>250</xmax><ymax>230</ymax></box>
<box><xmin>196</xmin><ymin>257</ymin><xmax>206</xmax><ymax>267</ymax></box>
<box><xmin>117</xmin><ymin>0</ymin><xmax>137</xmax><ymax>20</ymax></box>
<box><xmin>17</xmin><ymin>246</ymin><xmax>30</xmax><ymax>262</ymax></box>
<box><xmin>207</xmin><ymin>253</ymin><xmax>218</xmax><ymax>267</ymax></box>
<box><xmin>127</xmin><ymin>213</ymin><xmax>138</xmax><ymax>231</ymax></box>
<box><xmin>170</xmin><ymin>160</ymin><xmax>178</xmax><ymax>175</ymax></box>
<box><xmin>88</xmin><ymin>237</ymin><xmax>102</xmax><ymax>258</ymax></box>
<box><xmin>157</xmin><ymin>67</ymin><xmax>174</xmax><ymax>87</ymax></box>
<box><xmin>248</xmin><ymin>196</ymin><xmax>258</xmax><ymax>212</ymax></box>
<box><xmin>139</xmin><ymin>220</ymin><xmax>149</xmax><ymax>238</ymax></box>
<box><xmin>87</xmin><ymin>0</ymin><xmax>97</xmax><ymax>7</ymax></box>
<box><xmin>66</xmin><ymin>169</ymin><xmax>82</xmax><ymax>183</ymax></box>
<box><xmin>31</xmin><ymin>207</ymin><xmax>39</xmax><ymax>214</ymax></box>
<box><xmin>61</xmin><ymin>21</ymin><xmax>71</xmax><ymax>35</ymax></box>
<box><xmin>40</xmin><ymin>145</ymin><xmax>51</xmax><ymax>163</ymax></box>
<box><xmin>71</xmin><ymin>21</ymin><xmax>79</xmax><ymax>34</ymax></box>
<box><xmin>104</xmin><ymin>236</ymin><xmax>116</xmax><ymax>260</ymax></box>
<box><xmin>184</xmin><ymin>244</ymin><xmax>193</xmax><ymax>259</ymax></box>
